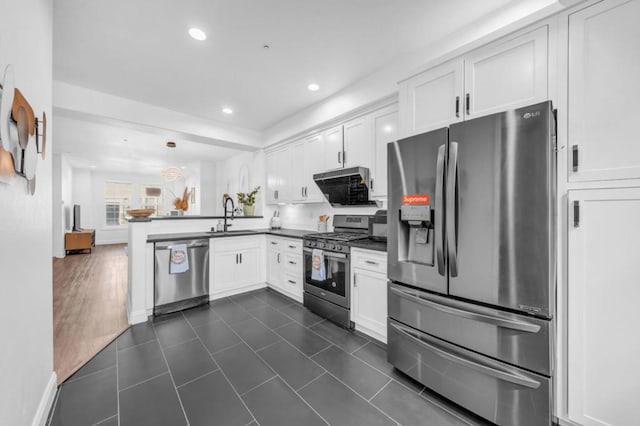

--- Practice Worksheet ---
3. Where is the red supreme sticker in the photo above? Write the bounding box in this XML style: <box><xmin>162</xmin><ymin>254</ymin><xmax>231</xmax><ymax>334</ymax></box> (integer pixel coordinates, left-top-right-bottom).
<box><xmin>402</xmin><ymin>194</ymin><xmax>430</xmax><ymax>205</ymax></box>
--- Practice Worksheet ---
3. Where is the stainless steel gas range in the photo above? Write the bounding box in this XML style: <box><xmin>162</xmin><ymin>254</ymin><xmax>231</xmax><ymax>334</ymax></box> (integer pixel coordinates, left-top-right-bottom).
<box><xmin>302</xmin><ymin>215</ymin><xmax>370</xmax><ymax>329</ymax></box>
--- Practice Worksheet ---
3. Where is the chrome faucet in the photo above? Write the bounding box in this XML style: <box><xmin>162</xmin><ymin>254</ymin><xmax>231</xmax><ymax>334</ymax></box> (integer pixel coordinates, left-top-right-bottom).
<box><xmin>223</xmin><ymin>197</ymin><xmax>235</xmax><ymax>232</ymax></box>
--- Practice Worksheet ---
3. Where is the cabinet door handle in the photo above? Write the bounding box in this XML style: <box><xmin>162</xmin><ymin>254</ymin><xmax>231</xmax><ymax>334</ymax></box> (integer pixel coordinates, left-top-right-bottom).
<box><xmin>235</xmin><ymin>253</ymin><xmax>239</xmax><ymax>264</ymax></box>
<box><xmin>274</xmin><ymin>190</ymin><xmax>278</xmax><ymax>200</ymax></box>
<box><xmin>277</xmin><ymin>253</ymin><xmax>280</xmax><ymax>263</ymax></box>
<box><xmin>342</xmin><ymin>151</ymin><xmax>346</xmax><ymax>165</ymax></box>
<box><xmin>465</xmin><ymin>93</ymin><xmax>470</xmax><ymax>115</ymax></box>
<box><xmin>455</xmin><ymin>96</ymin><xmax>460</xmax><ymax>118</ymax></box>
<box><xmin>353</xmin><ymin>274</ymin><xmax>357</xmax><ymax>287</ymax></box>
<box><xmin>304</xmin><ymin>186</ymin><xmax>307</xmax><ymax>197</ymax></box>
<box><xmin>338</xmin><ymin>151</ymin><xmax>342</xmax><ymax>164</ymax></box>
<box><xmin>370</xmin><ymin>179</ymin><xmax>374</xmax><ymax>191</ymax></box>
<box><xmin>365</xmin><ymin>260</ymin><xmax>378</xmax><ymax>266</ymax></box>
<box><xmin>240</xmin><ymin>253</ymin><xmax>243</xmax><ymax>263</ymax></box>
<box><xmin>572</xmin><ymin>145</ymin><xmax>579</xmax><ymax>172</ymax></box>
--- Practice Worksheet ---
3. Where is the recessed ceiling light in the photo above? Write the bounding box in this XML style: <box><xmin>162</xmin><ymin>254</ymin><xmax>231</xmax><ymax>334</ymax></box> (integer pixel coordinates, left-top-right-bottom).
<box><xmin>307</xmin><ymin>83</ymin><xmax>320</xmax><ymax>92</ymax></box>
<box><xmin>188</xmin><ymin>28</ymin><xmax>207</xmax><ymax>41</ymax></box>
<box><xmin>222</xmin><ymin>107</ymin><xmax>233</xmax><ymax>114</ymax></box>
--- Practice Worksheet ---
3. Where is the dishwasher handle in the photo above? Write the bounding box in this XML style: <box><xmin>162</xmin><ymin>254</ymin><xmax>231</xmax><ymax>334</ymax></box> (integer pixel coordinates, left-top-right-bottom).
<box><xmin>155</xmin><ymin>242</ymin><xmax>209</xmax><ymax>250</ymax></box>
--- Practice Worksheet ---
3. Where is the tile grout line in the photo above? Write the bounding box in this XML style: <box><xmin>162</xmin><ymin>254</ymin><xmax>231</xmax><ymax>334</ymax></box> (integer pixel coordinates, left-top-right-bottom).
<box><xmin>218</xmin><ymin>300</ymin><xmax>331</xmax><ymax>426</ymax></box>
<box><xmin>63</xmin><ymin>363</ymin><xmax>118</xmax><ymax>385</ymax></box>
<box><xmin>367</xmin><ymin>378</ymin><xmax>392</xmax><ymax>402</ymax></box>
<box><xmin>118</xmin><ymin>371</ymin><xmax>170</xmax><ymax>393</ymax></box>
<box><xmin>239</xmin><ymin>375</ymin><xmax>279</xmax><ymax>397</ymax></box>
<box><xmin>295</xmin><ymin>371</ymin><xmax>328</xmax><ymax>393</ymax></box>
<box><xmin>91</xmin><ymin>413</ymin><xmax>118</xmax><ymax>426</ymax></box>
<box><xmin>152</xmin><ymin>316</ymin><xmax>192</xmax><ymax>425</ymax></box>
<box><xmin>175</xmin><ymin>368</ymin><xmax>219</xmax><ymax>389</ymax></box>
<box><xmin>349</xmin><ymin>339</ymin><xmax>372</xmax><ymax>355</ymax></box>
<box><xmin>182</xmin><ymin>308</ymin><xmax>260</xmax><ymax>426</ymax></box>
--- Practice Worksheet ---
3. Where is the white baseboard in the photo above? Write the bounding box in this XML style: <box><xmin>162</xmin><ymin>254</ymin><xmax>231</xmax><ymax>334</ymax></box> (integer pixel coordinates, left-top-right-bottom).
<box><xmin>32</xmin><ymin>372</ymin><xmax>57</xmax><ymax>426</ymax></box>
<box><xmin>355</xmin><ymin>323</ymin><xmax>387</xmax><ymax>344</ymax></box>
<box><xmin>266</xmin><ymin>284</ymin><xmax>303</xmax><ymax>304</ymax></box>
<box><xmin>126</xmin><ymin>298</ymin><xmax>149</xmax><ymax>325</ymax></box>
<box><xmin>210</xmin><ymin>283</ymin><xmax>268</xmax><ymax>300</ymax></box>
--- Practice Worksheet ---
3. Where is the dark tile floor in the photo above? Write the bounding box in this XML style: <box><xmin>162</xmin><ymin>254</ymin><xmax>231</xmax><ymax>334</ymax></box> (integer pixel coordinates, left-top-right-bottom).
<box><xmin>48</xmin><ymin>288</ymin><xmax>485</xmax><ymax>426</ymax></box>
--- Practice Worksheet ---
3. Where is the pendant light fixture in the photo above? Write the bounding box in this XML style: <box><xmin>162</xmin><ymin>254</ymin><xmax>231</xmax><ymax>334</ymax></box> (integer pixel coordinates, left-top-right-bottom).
<box><xmin>160</xmin><ymin>141</ymin><xmax>182</xmax><ymax>181</ymax></box>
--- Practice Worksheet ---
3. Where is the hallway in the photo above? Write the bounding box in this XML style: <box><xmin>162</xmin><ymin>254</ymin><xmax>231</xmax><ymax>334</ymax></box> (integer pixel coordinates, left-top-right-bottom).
<box><xmin>53</xmin><ymin>244</ymin><xmax>129</xmax><ymax>383</ymax></box>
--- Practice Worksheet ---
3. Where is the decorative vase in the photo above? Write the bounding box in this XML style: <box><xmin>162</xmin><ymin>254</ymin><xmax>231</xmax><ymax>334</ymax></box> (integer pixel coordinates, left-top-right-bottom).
<box><xmin>243</xmin><ymin>204</ymin><xmax>255</xmax><ymax>216</ymax></box>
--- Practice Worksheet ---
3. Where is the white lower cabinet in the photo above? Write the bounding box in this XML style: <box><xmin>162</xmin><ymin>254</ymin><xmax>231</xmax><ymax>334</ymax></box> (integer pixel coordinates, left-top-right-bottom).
<box><xmin>351</xmin><ymin>248</ymin><xmax>387</xmax><ymax>343</ymax></box>
<box><xmin>567</xmin><ymin>187</ymin><xmax>640</xmax><ymax>426</ymax></box>
<box><xmin>210</xmin><ymin>236</ymin><xmax>264</xmax><ymax>298</ymax></box>
<box><xmin>266</xmin><ymin>236</ymin><xmax>303</xmax><ymax>302</ymax></box>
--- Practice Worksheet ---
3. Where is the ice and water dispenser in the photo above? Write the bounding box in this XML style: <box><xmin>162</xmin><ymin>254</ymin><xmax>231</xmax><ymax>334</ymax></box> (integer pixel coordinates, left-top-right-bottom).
<box><xmin>398</xmin><ymin>197</ymin><xmax>434</xmax><ymax>266</ymax></box>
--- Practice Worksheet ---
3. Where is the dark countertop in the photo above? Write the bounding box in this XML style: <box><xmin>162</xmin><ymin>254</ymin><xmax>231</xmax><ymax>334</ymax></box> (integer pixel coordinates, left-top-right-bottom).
<box><xmin>130</xmin><ymin>215</ymin><xmax>264</xmax><ymax>223</ymax></box>
<box><xmin>348</xmin><ymin>239</ymin><xmax>387</xmax><ymax>252</ymax></box>
<box><xmin>147</xmin><ymin>228</ymin><xmax>315</xmax><ymax>243</ymax></box>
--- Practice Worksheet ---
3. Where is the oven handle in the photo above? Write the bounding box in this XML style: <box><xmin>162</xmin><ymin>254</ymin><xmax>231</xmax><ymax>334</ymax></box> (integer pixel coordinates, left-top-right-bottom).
<box><xmin>303</xmin><ymin>247</ymin><xmax>347</xmax><ymax>259</ymax></box>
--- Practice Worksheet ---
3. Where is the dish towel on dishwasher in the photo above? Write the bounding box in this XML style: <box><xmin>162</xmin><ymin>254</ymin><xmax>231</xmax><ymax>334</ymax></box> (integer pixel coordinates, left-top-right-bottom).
<box><xmin>311</xmin><ymin>248</ymin><xmax>326</xmax><ymax>281</ymax></box>
<box><xmin>170</xmin><ymin>244</ymin><xmax>189</xmax><ymax>274</ymax></box>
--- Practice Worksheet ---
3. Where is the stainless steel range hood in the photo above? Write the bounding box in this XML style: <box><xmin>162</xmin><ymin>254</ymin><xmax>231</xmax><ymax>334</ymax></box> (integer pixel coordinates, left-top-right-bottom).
<box><xmin>313</xmin><ymin>166</ymin><xmax>376</xmax><ymax>207</ymax></box>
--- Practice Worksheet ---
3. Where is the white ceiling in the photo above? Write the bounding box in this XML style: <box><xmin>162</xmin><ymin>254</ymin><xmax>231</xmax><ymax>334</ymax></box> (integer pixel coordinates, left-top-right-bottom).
<box><xmin>53</xmin><ymin>0</ymin><xmax>516</xmax><ymax>131</ymax></box>
<box><xmin>55</xmin><ymin>115</ymin><xmax>237</xmax><ymax>174</ymax></box>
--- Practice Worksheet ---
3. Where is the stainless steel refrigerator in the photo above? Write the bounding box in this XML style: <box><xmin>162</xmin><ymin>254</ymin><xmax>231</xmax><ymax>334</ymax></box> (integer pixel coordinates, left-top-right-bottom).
<box><xmin>387</xmin><ymin>101</ymin><xmax>556</xmax><ymax>426</ymax></box>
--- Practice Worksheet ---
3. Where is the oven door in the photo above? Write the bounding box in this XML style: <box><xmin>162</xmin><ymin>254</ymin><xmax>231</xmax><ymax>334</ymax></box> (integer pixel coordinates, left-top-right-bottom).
<box><xmin>303</xmin><ymin>247</ymin><xmax>350</xmax><ymax>308</ymax></box>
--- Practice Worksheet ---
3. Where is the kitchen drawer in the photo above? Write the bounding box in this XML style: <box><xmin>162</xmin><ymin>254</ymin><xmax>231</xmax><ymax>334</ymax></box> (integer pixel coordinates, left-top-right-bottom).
<box><xmin>352</xmin><ymin>249</ymin><xmax>387</xmax><ymax>274</ymax></box>
<box><xmin>283</xmin><ymin>270</ymin><xmax>303</xmax><ymax>298</ymax></box>
<box><xmin>282</xmin><ymin>238</ymin><xmax>302</xmax><ymax>254</ymax></box>
<box><xmin>284</xmin><ymin>253</ymin><xmax>302</xmax><ymax>274</ymax></box>
<box><xmin>267</xmin><ymin>236</ymin><xmax>281</xmax><ymax>248</ymax></box>
<box><xmin>388</xmin><ymin>283</ymin><xmax>552</xmax><ymax>375</ymax></box>
<box><xmin>388</xmin><ymin>319</ymin><xmax>552</xmax><ymax>426</ymax></box>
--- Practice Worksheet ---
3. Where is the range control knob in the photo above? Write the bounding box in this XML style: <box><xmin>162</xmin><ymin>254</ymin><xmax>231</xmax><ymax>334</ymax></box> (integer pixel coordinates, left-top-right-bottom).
<box><xmin>327</xmin><ymin>244</ymin><xmax>335</xmax><ymax>250</ymax></box>
<box><xmin>318</xmin><ymin>243</ymin><xmax>324</xmax><ymax>249</ymax></box>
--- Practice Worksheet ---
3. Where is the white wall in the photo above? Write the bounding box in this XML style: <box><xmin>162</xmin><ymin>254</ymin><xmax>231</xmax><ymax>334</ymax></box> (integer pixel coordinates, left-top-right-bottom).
<box><xmin>52</xmin><ymin>154</ymin><xmax>73</xmax><ymax>257</ymax></box>
<box><xmin>0</xmin><ymin>0</ymin><xmax>56</xmax><ymax>425</ymax></box>
<box><xmin>200</xmin><ymin>161</ymin><xmax>217</xmax><ymax>215</ymax></box>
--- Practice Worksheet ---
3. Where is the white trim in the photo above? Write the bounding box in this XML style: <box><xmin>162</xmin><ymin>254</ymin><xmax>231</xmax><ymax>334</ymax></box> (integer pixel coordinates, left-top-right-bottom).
<box><xmin>266</xmin><ymin>283</ymin><xmax>303</xmax><ymax>304</ymax></box>
<box><xmin>31</xmin><ymin>372</ymin><xmax>57</xmax><ymax>426</ymax></box>
<box><xmin>126</xmin><ymin>297</ymin><xmax>149</xmax><ymax>325</ymax></box>
<box><xmin>209</xmin><ymin>282</ymin><xmax>268</xmax><ymax>300</ymax></box>
<box><xmin>355</xmin><ymin>323</ymin><xmax>387</xmax><ymax>345</ymax></box>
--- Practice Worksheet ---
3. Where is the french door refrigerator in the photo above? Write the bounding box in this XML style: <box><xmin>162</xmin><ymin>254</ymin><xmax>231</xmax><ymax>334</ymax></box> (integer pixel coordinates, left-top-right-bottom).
<box><xmin>387</xmin><ymin>101</ymin><xmax>556</xmax><ymax>426</ymax></box>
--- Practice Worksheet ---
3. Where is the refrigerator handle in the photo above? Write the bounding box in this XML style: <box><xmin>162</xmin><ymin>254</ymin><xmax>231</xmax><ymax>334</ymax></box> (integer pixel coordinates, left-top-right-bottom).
<box><xmin>435</xmin><ymin>144</ymin><xmax>446</xmax><ymax>275</ymax></box>
<box><xmin>446</xmin><ymin>142</ymin><xmax>459</xmax><ymax>277</ymax></box>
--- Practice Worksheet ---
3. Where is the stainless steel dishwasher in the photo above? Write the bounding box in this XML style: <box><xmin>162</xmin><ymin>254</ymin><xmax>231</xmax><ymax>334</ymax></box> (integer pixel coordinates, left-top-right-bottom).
<box><xmin>154</xmin><ymin>238</ymin><xmax>210</xmax><ymax>315</ymax></box>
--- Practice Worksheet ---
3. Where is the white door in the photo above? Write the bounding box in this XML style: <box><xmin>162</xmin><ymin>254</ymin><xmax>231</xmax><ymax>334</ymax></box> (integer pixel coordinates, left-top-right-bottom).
<box><xmin>237</xmin><ymin>247</ymin><xmax>259</xmax><ymax>287</ymax></box>
<box><xmin>399</xmin><ymin>58</ymin><xmax>463</xmax><ymax>138</ymax></box>
<box><xmin>568</xmin><ymin>0</ymin><xmax>640</xmax><ymax>182</ymax></box>
<box><xmin>290</xmin><ymin>142</ymin><xmax>306</xmax><ymax>202</ymax></box>
<box><xmin>464</xmin><ymin>25</ymin><xmax>548</xmax><ymax>119</ymax></box>
<box><xmin>371</xmin><ymin>105</ymin><xmax>398</xmax><ymax>197</ymax></box>
<box><xmin>212</xmin><ymin>250</ymin><xmax>238</xmax><ymax>293</ymax></box>
<box><xmin>567</xmin><ymin>187</ymin><xmax>640</xmax><ymax>426</ymax></box>
<box><xmin>352</xmin><ymin>268</ymin><xmax>388</xmax><ymax>341</ymax></box>
<box><xmin>323</xmin><ymin>125</ymin><xmax>344</xmax><ymax>170</ymax></box>
<box><xmin>343</xmin><ymin>116</ymin><xmax>372</xmax><ymax>169</ymax></box>
<box><xmin>266</xmin><ymin>247</ymin><xmax>283</xmax><ymax>289</ymax></box>
<box><xmin>265</xmin><ymin>151</ymin><xmax>278</xmax><ymax>205</ymax></box>
<box><xmin>303</xmin><ymin>134</ymin><xmax>325</xmax><ymax>203</ymax></box>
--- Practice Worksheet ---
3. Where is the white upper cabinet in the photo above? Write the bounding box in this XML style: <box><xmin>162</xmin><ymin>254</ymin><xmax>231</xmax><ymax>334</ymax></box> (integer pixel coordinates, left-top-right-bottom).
<box><xmin>302</xmin><ymin>134</ymin><xmax>325</xmax><ymax>203</ymax></box>
<box><xmin>323</xmin><ymin>125</ymin><xmax>344</xmax><ymax>170</ymax></box>
<box><xmin>343</xmin><ymin>115</ymin><xmax>372</xmax><ymax>169</ymax></box>
<box><xmin>567</xmin><ymin>187</ymin><xmax>640</xmax><ymax>426</ymax></box>
<box><xmin>265</xmin><ymin>146</ymin><xmax>292</xmax><ymax>205</ymax></box>
<box><xmin>568</xmin><ymin>0</ymin><xmax>640</xmax><ymax>182</ymax></box>
<box><xmin>399</xmin><ymin>25</ymin><xmax>548</xmax><ymax>138</ymax></box>
<box><xmin>371</xmin><ymin>105</ymin><xmax>398</xmax><ymax>197</ymax></box>
<box><xmin>290</xmin><ymin>142</ymin><xmax>306</xmax><ymax>202</ymax></box>
<box><xmin>464</xmin><ymin>26</ymin><xmax>548</xmax><ymax>118</ymax></box>
<box><xmin>400</xmin><ymin>59</ymin><xmax>464</xmax><ymax>137</ymax></box>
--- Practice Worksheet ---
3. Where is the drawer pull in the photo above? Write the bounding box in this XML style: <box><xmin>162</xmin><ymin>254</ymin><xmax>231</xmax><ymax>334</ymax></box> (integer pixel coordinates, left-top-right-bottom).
<box><xmin>288</xmin><ymin>245</ymin><xmax>296</xmax><ymax>249</ymax></box>
<box><xmin>271</xmin><ymin>241</ymin><xmax>278</xmax><ymax>245</ymax></box>
<box><xmin>288</xmin><ymin>261</ymin><xmax>296</xmax><ymax>265</ymax></box>
<box><xmin>390</xmin><ymin>322</ymin><xmax>541</xmax><ymax>389</ymax></box>
<box><xmin>365</xmin><ymin>260</ymin><xmax>379</xmax><ymax>266</ymax></box>
<box><xmin>389</xmin><ymin>286</ymin><xmax>540</xmax><ymax>333</ymax></box>
<box><xmin>287</xmin><ymin>280</ymin><xmax>296</xmax><ymax>284</ymax></box>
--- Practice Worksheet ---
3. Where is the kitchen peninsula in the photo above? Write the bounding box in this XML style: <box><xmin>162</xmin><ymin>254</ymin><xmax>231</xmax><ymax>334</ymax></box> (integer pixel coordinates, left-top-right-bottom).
<box><xmin>126</xmin><ymin>215</ymin><xmax>314</xmax><ymax>324</ymax></box>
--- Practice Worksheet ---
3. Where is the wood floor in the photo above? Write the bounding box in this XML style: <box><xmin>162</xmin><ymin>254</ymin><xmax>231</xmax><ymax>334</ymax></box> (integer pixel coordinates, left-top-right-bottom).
<box><xmin>53</xmin><ymin>244</ymin><xmax>129</xmax><ymax>383</ymax></box>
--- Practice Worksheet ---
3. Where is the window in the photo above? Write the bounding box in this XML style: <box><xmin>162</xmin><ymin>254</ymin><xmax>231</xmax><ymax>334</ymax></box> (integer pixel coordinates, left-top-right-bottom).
<box><xmin>104</xmin><ymin>182</ymin><xmax>133</xmax><ymax>226</ymax></box>
<box><xmin>141</xmin><ymin>184</ymin><xmax>164</xmax><ymax>216</ymax></box>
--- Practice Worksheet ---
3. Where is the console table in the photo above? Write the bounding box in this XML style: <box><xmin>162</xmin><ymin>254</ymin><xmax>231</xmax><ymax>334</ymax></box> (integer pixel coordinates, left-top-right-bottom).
<box><xmin>65</xmin><ymin>229</ymin><xmax>96</xmax><ymax>255</ymax></box>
